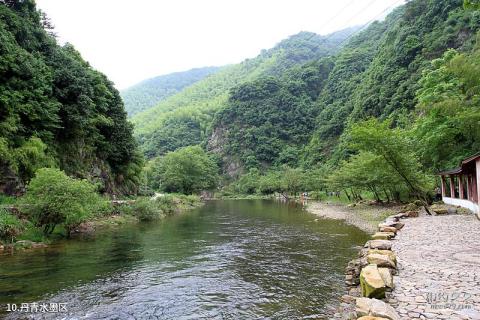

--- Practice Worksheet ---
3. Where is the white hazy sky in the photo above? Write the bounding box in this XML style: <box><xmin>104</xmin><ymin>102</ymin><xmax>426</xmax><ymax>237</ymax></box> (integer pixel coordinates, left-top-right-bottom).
<box><xmin>35</xmin><ymin>0</ymin><xmax>405</xmax><ymax>90</ymax></box>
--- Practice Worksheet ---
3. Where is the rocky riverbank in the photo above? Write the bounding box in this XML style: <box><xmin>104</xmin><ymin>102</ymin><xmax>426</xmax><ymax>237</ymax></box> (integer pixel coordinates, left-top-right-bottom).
<box><xmin>389</xmin><ymin>209</ymin><xmax>480</xmax><ymax>319</ymax></box>
<box><xmin>306</xmin><ymin>201</ymin><xmax>403</xmax><ymax>234</ymax></box>
<box><xmin>0</xmin><ymin>195</ymin><xmax>204</xmax><ymax>254</ymax></box>
<box><xmin>315</xmin><ymin>201</ymin><xmax>480</xmax><ymax>320</ymax></box>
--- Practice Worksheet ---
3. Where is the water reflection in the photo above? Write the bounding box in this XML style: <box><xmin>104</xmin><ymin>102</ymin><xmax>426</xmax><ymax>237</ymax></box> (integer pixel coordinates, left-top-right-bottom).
<box><xmin>0</xmin><ymin>200</ymin><xmax>368</xmax><ymax>319</ymax></box>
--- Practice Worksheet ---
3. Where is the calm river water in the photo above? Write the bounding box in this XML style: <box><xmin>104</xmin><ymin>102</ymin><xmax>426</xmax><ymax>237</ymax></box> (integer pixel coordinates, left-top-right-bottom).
<box><xmin>0</xmin><ymin>200</ymin><xmax>368</xmax><ymax>319</ymax></box>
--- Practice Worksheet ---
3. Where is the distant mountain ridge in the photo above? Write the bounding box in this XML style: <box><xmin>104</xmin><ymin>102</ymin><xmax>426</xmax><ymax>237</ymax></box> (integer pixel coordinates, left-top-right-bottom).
<box><xmin>131</xmin><ymin>27</ymin><xmax>360</xmax><ymax>157</ymax></box>
<box><xmin>121</xmin><ymin>66</ymin><xmax>220</xmax><ymax>116</ymax></box>
<box><xmin>130</xmin><ymin>0</ymin><xmax>480</xmax><ymax>178</ymax></box>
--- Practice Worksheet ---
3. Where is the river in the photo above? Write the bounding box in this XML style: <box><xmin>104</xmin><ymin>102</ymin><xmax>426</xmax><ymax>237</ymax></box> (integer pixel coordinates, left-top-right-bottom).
<box><xmin>0</xmin><ymin>200</ymin><xmax>368</xmax><ymax>319</ymax></box>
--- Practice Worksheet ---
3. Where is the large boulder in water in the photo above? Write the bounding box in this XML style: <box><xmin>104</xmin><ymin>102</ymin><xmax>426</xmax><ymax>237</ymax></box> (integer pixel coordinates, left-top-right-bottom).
<box><xmin>360</xmin><ymin>264</ymin><xmax>386</xmax><ymax>299</ymax></box>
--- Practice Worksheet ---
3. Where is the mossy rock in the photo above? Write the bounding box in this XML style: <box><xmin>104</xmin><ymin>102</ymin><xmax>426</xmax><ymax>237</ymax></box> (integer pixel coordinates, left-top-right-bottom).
<box><xmin>360</xmin><ymin>264</ymin><xmax>386</xmax><ymax>299</ymax></box>
<box><xmin>404</xmin><ymin>203</ymin><xmax>419</xmax><ymax>211</ymax></box>
<box><xmin>413</xmin><ymin>200</ymin><xmax>424</xmax><ymax>206</ymax></box>
<box><xmin>430</xmin><ymin>204</ymin><xmax>449</xmax><ymax>215</ymax></box>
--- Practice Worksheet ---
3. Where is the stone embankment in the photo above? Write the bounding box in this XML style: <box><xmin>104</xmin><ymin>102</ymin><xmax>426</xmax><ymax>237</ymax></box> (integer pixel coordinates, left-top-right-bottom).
<box><xmin>389</xmin><ymin>206</ymin><xmax>480</xmax><ymax>320</ymax></box>
<box><xmin>333</xmin><ymin>202</ymin><xmax>480</xmax><ymax>320</ymax></box>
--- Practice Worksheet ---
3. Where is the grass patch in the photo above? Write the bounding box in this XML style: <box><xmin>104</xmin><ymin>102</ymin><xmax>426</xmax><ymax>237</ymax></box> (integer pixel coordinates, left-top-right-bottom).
<box><xmin>356</xmin><ymin>210</ymin><xmax>393</xmax><ymax>226</ymax></box>
<box><xmin>0</xmin><ymin>195</ymin><xmax>16</xmax><ymax>206</ymax></box>
<box><xmin>0</xmin><ymin>208</ymin><xmax>23</xmax><ymax>243</ymax></box>
<box><xmin>16</xmin><ymin>223</ymin><xmax>53</xmax><ymax>243</ymax></box>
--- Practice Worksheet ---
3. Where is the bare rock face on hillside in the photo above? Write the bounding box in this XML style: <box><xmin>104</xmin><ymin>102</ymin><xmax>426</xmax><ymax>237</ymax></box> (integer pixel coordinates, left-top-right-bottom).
<box><xmin>207</xmin><ymin>126</ymin><xmax>244</xmax><ymax>177</ymax></box>
<box><xmin>0</xmin><ymin>164</ymin><xmax>24</xmax><ymax>196</ymax></box>
<box><xmin>206</xmin><ymin>126</ymin><xmax>227</xmax><ymax>154</ymax></box>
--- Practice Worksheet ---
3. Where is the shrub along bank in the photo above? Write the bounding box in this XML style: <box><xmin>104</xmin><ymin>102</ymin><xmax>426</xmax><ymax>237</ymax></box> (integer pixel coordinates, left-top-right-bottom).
<box><xmin>0</xmin><ymin>168</ymin><xmax>203</xmax><ymax>250</ymax></box>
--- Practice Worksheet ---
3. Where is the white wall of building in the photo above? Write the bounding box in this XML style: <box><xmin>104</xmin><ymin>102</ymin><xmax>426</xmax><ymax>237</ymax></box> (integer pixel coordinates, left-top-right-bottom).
<box><xmin>442</xmin><ymin>196</ymin><xmax>479</xmax><ymax>214</ymax></box>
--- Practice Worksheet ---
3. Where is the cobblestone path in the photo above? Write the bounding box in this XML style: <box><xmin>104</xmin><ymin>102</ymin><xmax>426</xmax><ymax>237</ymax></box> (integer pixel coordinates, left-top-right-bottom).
<box><xmin>390</xmin><ymin>214</ymin><xmax>480</xmax><ymax>320</ymax></box>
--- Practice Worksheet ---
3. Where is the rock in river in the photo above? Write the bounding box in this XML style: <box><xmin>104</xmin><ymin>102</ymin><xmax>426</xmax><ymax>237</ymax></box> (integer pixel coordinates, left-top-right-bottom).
<box><xmin>360</xmin><ymin>264</ymin><xmax>386</xmax><ymax>299</ymax></box>
<box><xmin>356</xmin><ymin>297</ymin><xmax>400</xmax><ymax>320</ymax></box>
<box><xmin>372</xmin><ymin>232</ymin><xmax>395</xmax><ymax>240</ymax></box>
<box><xmin>368</xmin><ymin>249</ymin><xmax>396</xmax><ymax>264</ymax></box>
<box><xmin>367</xmin><ymin>253</ymin><xmax>396</xmax><ymax>269</ymax></box>
<box><xmin>377</xmin><ymin>267</ymin><xmax>394</xmax><ymax>289</ymax></box>
<box><xmin>379</xmin><ymin>226</ymin><xmax>396</xmax><ymax>233</ymax></box>
<box><xmin>365</xmin><ymin>240</ymin><xmax>392</xmax><ymax>250</ymax></box>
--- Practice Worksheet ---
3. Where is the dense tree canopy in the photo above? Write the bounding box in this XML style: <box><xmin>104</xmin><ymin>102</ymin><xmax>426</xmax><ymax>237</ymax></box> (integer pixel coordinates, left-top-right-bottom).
<box><xmin>211</xmin><ymin>73</ymin><xmax>327</xmax><ymax>169</ymax></box>
<box><xmin>127</xmin><ymin>0</ymin><xmax>480</xmax><ymax>201</ymax></box>
<box><xmin>145</xmin><ymin>146</ymin><xmax>219</xmax><ymax>194</ymax></box>
<box><xmin>20</xmin><ymin>168</ymin><xmax>110</xmax><ymax>235</ymax></box>
<box><xmin>3</xmin><ymin>0</ymin><xmax>479</xmax><ymax>202</ymax></box>
<box><xmin>413</xmin><ymin>45</ymin><xmax>480</xmax><ymax>171</ymax></box>
<box><xmin>0</xmin><ymin>1</ymin><xmax>142</xmax><ymax>195</ymax></box>
<box><xmin>132</xmin><ymin>29</ymin><xmax>356</xmax><ymax>158</ymax></box>
<box><xmin>121</xmin><ymin>67</ymin><xmax>220</xmax><ymax>116</ymax></box>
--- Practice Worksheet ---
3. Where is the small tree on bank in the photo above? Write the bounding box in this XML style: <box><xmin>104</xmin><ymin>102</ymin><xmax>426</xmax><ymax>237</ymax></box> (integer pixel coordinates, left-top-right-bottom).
<box><xmin>20</xmin><ymin>168</ymin><xmax>110</xmax><ymax>236</ymax></box>
<box><xmin>146</xmin><ymin>146</ymin><xmax>219</xmax><ymax>195</ymax></box>
<box><xmin>337</xmin><ymin>119</ymin><xmax>433</xmax><ymax>202</ymax></box>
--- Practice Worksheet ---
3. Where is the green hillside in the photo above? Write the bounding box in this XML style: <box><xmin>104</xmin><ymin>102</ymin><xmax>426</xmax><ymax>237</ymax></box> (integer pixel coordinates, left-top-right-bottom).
<box><xmin>0</xmin><ymin>0</ymin><xmax>141</xmax><ymax>195</ymax></box>
<box><xmin>121</xmin><ymin>66</ymin><xmax>220</xmax><ymax>116</ymax></box>
<box><xmin>131</xmin><ymin>28</ymin><xmax>359</xmax><ymax>158</ymax></box>
<box><xmin>132</xmin><ymin>0</ymin><xmax>480</xmax><ymax>201</ymax></box>
<box><xmin>209</xmin><ymin>0</ymin><xmax>480</xmax><ymax>176</ymax></box>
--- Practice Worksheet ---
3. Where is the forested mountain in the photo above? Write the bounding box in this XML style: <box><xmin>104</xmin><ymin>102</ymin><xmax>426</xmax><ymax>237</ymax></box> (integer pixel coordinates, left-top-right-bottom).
<box><xmin>0</xmin><ymin>0</ymin><xmax>142</xmax><ymax>195</ymax></box>
<box><xmin>121</xmin><ymin>67</ymin><xmax>220</xmax><ymax>116</ymax></box>
<box><xmin>208</xmin><ymin>0</ymin><xmax>480</xmax><ymax>176</ymax></box>
<box><xmin>131</xmin><ymin>0</ymin><xmax>480</xmax><ymax>184</ymax></box>
<box><xmin>2</xmin><ymin>0</ymin><xmax>477</xmax><ymax>200</ymax></box>
<box><xmin>308</xmin><ymin>0</ymin><xmax>479</xmax><ymax>164</ymax></box>
<box><xmin>131</xmin><ymin>28</ymin><xmax>359</xmax><ymax>158</ymax></box>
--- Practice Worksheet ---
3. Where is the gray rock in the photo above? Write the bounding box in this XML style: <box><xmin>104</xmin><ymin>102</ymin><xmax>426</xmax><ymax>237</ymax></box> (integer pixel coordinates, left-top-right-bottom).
<box><xmin>366</xmin><ymin>240</ymin><xmax>393</xmax><ymax>250</ymax></box>
<box><xmin>356</xmin><ymin>298</ymin><xmax>401</xmax><ymax>320</ymax></box>
<box><xmin>378</xmin><ymin>268</ymin><xmax>394</xmax><ymax>289</ymax></box>
<box><xmin>367</xmin><ymin>253</ymin><xmax>397</xmax><ymax>269</ymax></box>
<box><xmin>372</xmin><ymin>232</ymin><xmax>395</xmax><ymax>240</ymax></box>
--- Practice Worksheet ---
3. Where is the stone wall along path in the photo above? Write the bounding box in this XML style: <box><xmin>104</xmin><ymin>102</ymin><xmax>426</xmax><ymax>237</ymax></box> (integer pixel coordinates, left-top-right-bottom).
<box><xmin>389</xmin><ymin>214</ymin><xmax>480</xmax><ymax>320</ymax></box>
